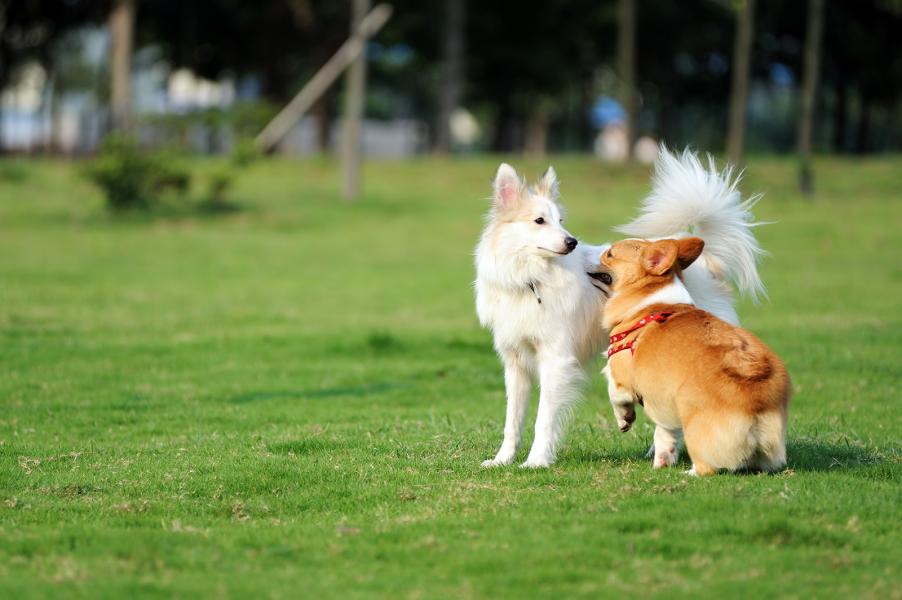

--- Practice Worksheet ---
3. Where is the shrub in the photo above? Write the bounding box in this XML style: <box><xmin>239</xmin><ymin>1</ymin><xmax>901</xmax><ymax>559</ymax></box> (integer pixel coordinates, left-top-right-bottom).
<box><xmin>85</xmin><ymin>135</ymin><xmax>190</xmax><ymax>212</ymax></box>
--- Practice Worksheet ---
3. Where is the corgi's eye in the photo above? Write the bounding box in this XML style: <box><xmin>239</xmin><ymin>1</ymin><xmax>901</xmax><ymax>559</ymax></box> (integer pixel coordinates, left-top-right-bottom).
<box><xmin>606</xmin><ymin>250</ymin><xmax>613</xmax><ymax>259</ymax></box>
<box><xmin>534</xmin><ymin>217</ymin><xmax>545</xmax><ymax>225</ymax></box>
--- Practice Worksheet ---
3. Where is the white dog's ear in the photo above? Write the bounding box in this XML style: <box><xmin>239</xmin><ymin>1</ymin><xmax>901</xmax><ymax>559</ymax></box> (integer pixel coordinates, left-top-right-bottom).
<box><xmin>535</xmin><ymin>166</ymin><xmax>559</xmax><ymax>200</ymax></box>
<box><xmin>493</xmin><ymin>163</ymin><xmax>523</xmax><ymax>210</ymax></box>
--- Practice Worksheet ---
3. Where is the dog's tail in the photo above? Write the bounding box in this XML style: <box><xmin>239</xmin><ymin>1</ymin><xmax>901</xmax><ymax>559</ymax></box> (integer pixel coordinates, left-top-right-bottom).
<box><xmin>617</xmin><ymin>147</ymin><xmax>766</xmax><ymax>301</ymax></box>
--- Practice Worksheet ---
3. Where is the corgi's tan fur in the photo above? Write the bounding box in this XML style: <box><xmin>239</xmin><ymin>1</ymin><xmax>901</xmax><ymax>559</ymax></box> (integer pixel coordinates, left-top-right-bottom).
<box><xmin>600</xmin><ymin>237</ymin><xmax>790</xmax><ymax>475</ymax></box>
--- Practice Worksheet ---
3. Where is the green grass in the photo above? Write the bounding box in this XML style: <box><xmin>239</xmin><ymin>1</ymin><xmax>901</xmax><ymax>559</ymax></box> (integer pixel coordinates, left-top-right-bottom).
<box><xmin>1</xmin><ymin>155</ymin><xmax>899</xmax><ymax>598</ymax></box>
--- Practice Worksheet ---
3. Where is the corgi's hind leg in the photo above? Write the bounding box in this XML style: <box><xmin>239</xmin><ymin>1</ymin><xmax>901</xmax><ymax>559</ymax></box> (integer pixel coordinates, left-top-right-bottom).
<box><xmin>686</xmin><ymin>460</ymin><xmax>717</xmax><ymax>477</ymax></box>
<box><xmin>683</xmin><ymin>412</ymin><xmax>755</xmax><ymax>474</ymax></box>
<box><xmin>748</xmin><ymin>410</ymin><xmax>787</xmax><ymax>473</ymax></box>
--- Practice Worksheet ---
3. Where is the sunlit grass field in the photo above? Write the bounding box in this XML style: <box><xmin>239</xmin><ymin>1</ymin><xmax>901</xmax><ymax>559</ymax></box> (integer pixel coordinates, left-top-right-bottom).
<box><xmin>1</xmin><ymin>155</ymin><xmax>899</xmax><ymax>598</ymax></box>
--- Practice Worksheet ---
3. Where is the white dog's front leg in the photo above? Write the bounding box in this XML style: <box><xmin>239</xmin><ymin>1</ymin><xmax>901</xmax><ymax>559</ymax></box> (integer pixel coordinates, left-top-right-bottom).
<box><xmin>653</xmin><ymin>426</ymin><xmax>682</xmax><ymax>469</ymax></box>
<box><xmin>482</xmin><ymin>356</ymin><xmax>531</xmax><ymax>467</ymax></box>
<box><xmin>522</xmin><ymin>356</ymin><xmax>584</xmax><ymax>468</ymax></box>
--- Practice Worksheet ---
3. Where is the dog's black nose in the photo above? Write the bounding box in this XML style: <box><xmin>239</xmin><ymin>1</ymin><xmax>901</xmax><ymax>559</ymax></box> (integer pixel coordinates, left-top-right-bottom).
<box><xmin>564</xmin><ymin>237</ymin><xmax>578</xmax><ymax>252</ymax></box>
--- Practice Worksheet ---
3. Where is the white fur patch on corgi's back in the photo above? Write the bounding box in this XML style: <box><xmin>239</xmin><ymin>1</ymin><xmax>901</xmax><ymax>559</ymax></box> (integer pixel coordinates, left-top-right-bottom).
<box><xmin>633</xmin><ymin>276</ymin><xmax>694</xmax><ymax>313</ymax></box>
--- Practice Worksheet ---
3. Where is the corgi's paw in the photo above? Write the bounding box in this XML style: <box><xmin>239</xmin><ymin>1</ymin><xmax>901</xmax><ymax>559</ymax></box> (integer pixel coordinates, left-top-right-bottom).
<box><xmin>686</xmin><ymin>466</ymin><xmax>698</xmax><ymax>477</ymax></box>
<box><xmin>653</xmin><ymin>445</ymin><xmax>679</xmax><ymax>469</ymax></box>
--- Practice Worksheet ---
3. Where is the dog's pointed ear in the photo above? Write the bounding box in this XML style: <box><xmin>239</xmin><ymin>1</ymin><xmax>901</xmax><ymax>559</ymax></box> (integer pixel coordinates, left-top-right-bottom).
<box><xmin>677</xmin><ymin>237</ymin><xmax>705</xmax><ymax>270</ymax></box>
<box><xmin>493</xmin><ymin>163</ymin><xmax>524</xmax><ymax>211</ymax></box>
<box><xmin>535</xmin><ymin>166</ymin><xmax>559</xmax><ymax>200</ymax></box>
<box><xmin>641</xmin><ymin>240</ymin><xmax>679</xmax><ymax>275</ymax></box>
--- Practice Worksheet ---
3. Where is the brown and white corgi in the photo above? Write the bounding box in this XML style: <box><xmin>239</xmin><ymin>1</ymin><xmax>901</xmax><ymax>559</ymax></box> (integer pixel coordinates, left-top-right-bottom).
<box><xmin>599</xmin><ymin>237</ymin><xmax>790</xmax><ymax>475</ymax></box>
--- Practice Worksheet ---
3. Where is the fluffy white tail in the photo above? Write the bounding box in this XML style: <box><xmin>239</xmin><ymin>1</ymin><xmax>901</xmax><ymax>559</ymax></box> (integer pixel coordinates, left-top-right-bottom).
<box><xmin>617</xmin><ymin>147</ymin><xmax>766</xmax><ymax>301</ymax></box>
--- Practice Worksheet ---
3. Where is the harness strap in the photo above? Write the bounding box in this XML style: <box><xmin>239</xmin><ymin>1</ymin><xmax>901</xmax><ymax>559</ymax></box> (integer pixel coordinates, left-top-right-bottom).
<box><xmin>606</xmin><ymin>312</ymin><xmax>673</xmax><ymax>358</ymax></box>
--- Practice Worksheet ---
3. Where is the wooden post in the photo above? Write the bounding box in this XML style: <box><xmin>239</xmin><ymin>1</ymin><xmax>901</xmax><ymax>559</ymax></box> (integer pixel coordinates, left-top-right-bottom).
<box><xmin>109</xmin><ymin>0</ymin><xmax>136</xmax><ymax>132</ymax></box>
<box><xmin>726</xmin><ymin>0</ymin><xmax>755</xmax><ymax>167</ymax></box>
<box><xmin>254</xmin><ymin>4</ymin><xmax>391</xmax><ymax>153</ymax></box>
<box><xmin>798</xmin><ymin>0</ymin><xmax>824</xmax><ymax>196</ymax></box>
<box><xmin>617</xmin><ymin>0</ymin><xmax>637</xmax><ymax>159</ymax></box>
<box><xmin>341</xmin><ymin>0</ymin><xmax>369</xmax><ymax>201</ymax></box>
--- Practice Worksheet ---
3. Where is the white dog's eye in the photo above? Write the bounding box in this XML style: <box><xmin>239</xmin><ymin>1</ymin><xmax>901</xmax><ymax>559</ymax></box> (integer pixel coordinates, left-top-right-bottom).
<box><xmin>534</xmin><ymin>217</ymin><xmax>545</xmax><ymax>225</ymax></box>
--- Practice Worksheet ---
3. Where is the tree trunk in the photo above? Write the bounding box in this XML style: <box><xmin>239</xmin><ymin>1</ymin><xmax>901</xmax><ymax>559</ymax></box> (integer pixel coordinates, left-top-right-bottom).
<box><xmin>797</xmin><ymin>0</ymin><xmax>824</xmax><ymax>196</ymax></box>
<box><xmin>855</xmin><ymin>99</ymin><xmax>871</xmax><ymax>154</ymax></box>
<box><xmin>109</xmin><ymin>0</ymin><xmax>136</xmax><ymax>133</ymax></box>
<box><xmin>726</xmin><ymin>0</ymin><xmax>755</xmax><ymax>167</ymax></box>
<box><xmin>491</xmin><ymin>99</ymin><xmax>520</xmax><ymax>152</ymax></box>
<box><xmin>341</xmin><ymin>0</ymin><xmax>369</xmax><ymax>201</ymax></box>
<box><xmin>434</xmin><ymin>0</ymin><xmax>465</xmax><ymax>154</ymax></box>
<box><xmin>617</xmin><ymin>0</ymin><xmax>637</xmax><ymax>157</ymax></box>
<box><xmin>312</xmin><ymin>92</ymin><xmax>332</xmax><ymax>153</ymax></box>
<box><xmin>0</xmin><ymin>18</ymin><xmax>6</xmax><ymax>154</ymax></box>
<box><xmin>832</xmin><ymin>78</ymin><xmax>847</xmax><ymax>153</ymax></box>
<box><xmin>524</xmin><ymin>103</ymin><xmax>550</xmax><ymax>157</ymax></box>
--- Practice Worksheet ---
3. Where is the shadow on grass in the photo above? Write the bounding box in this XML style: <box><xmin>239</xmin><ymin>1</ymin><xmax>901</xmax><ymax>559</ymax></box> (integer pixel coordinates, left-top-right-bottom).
<box><xmin>787</xmin><ymin>438</ymin><xmax>894</xmax><ymax>476</ymax></box>
<box><xmin>561</xmin><ymin>437</ymin><xmax>895</xmax><ymax>478</ymax></box>
<box><xmin>563</xmin><ymin>444</ymin><xmax>656</xmax><ymax>466</ymax></box>
<box><xmin>228</xmin><ymin>382</ymin><xmax>402</xmax><ymax>404</ymax></box>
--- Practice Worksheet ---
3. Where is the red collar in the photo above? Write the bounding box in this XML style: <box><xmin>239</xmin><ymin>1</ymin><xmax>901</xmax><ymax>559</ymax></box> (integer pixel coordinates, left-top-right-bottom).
<box><xmin>607</xmin><ymin>311</ymin><xmax>673</xmax><ymax>358</ymax></box>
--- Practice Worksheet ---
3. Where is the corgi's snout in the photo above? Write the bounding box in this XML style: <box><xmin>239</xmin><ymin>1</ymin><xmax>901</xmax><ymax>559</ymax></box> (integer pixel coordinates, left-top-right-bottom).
<box><xmin>564</xmin><ymin>237</ymin><xmax>578</xmax><ymax>253</ymax></box>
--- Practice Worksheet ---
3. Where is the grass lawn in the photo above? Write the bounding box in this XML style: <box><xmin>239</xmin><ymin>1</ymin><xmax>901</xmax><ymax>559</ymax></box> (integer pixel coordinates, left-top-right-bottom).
<box><xmin>1</xmin><ymin>155</ymin><xmax>899</xmax><ymax>598</ymax></box>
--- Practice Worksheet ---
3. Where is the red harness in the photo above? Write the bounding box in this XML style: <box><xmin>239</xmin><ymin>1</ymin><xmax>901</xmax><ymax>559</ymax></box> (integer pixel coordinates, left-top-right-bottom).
<box><xmin>607</xmin><ymin>312</ymin><xmax>673</xmax><ymax>358</ymax></box>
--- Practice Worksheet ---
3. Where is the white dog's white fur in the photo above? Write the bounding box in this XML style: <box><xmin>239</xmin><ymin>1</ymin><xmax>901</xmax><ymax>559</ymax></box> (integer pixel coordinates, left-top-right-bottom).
<box><xmin>475</xmin><ymin>148</ymin><xmax>764</xmax><ymax>468</ymax></box>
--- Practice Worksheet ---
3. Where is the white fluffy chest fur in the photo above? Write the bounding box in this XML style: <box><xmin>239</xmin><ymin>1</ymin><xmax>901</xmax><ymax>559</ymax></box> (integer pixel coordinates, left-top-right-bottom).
<box><xmin>475</xmin><ymin>244</ymin><xmax>606</xmax><ymax>366</ymax></box>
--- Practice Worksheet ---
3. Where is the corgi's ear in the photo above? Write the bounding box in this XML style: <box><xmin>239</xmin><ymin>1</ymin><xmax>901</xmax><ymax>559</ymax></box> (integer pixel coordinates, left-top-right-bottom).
<box><xmin>677</xmin><ymin>237</ymin><xmax>705</xmax><ymax>270</ymax></box>
<box><xmin>535</xmin><ymin>166</ymin><xmax>559</xmax><ymax>200</ymax></box>
<box><xmin>641</xmin><ymin>240</ymin><xmax>679</xmax><ymax>275</ymax></box>
<box><xmin>493</xmin><ymin>163</ymin><xmax>523</xmax><ymax>211</ymax></box>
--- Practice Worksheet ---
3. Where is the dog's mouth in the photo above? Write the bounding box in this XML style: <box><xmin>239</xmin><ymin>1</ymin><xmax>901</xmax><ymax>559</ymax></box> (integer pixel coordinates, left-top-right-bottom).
<box><xmin>588</xmin><ymin>271</ymin><xmax>612</xmax><ymax>295</ymax></box>
<box><xmin>588</xmin><ymin>271</ymin><xmax>613</xmax><ymax>286</ymax></box>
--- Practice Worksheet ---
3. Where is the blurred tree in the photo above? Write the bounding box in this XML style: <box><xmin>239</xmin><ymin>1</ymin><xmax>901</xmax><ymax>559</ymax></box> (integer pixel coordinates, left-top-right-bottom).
<box><xmin>137</xmin><ymin>0</ymin><xmax>349</xmax><ymax>151</ymax></box>
<box><xmin>797</xmin><ymin>0</ymin><xmax>823</xmax><ymax>195</ymax></box>
<box><xmin>467</xmin><ymin>0</ymin><xmax>612</xmax><ymax>152</ymax></box>
<box><xmin>434</xmin><ymin>0</ymin><xmax>464</xmax><ymax>154</ymax></box>
<box><xmin>617</xmin><ymin>0</ymin><xmax>637</xmax><ymax>156</ymax></box>
<box><xmin>0</xmin><ymin>0</ymin><xmax>99</xmax><ymax>150</ymax></box>
<box><xmin>757</xmin><ymin>0</ymin><xmax>901</xmax><ymax>154</ymax></box>
<box><xmin>341</xmin><ymin>0</ymin><xmax>368</xmax><ymax>200</ymax></box>
<box><xmin>726</xmin><ymin>0</ymin><xmax>755</xmax><ymax>166</ymax></box>
<box><xmin>633</xmin><ymin>0</ymin><xmax>733</xmax><ymax>149</ymax></box>
<box><xmin>108</xmin><ymin>0</ymin><xmax>135</xmax><ymax>131</ymax></box>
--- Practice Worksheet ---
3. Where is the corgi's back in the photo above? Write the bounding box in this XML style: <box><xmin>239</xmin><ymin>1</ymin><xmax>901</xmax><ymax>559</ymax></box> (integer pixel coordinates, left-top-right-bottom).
<box><xmin>630</xmin><ymin>304</ymin><xmax>790</xmax><ymax>474</ymax></box>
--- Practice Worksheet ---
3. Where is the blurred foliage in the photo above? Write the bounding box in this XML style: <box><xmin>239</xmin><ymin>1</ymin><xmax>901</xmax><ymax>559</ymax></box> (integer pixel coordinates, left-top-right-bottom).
<box><xmin>199</xmin><ymin>142</ymin><xmax>261</xmax><ymax>213</ymax></box>
<box><xmin>84</xmin><ymin>135</ymin><xmax>190</xmax><ymax>212</ymax></box>
<box><xmin>140</xmin><ymin>101</ymin><xmax>279</xmax><ymax>153</ymax></box>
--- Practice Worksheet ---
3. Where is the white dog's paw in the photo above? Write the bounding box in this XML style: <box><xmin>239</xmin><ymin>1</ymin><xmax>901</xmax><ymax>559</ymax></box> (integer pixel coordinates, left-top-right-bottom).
<box><xmin>520</xmin><ymin>453</ymin><xmax>554</xmax><ymax>468</ymax></box>
<box><xmin>481</xmin><ymin>448</ymin><xmax>517</xmax><ymax>468</ymax></box>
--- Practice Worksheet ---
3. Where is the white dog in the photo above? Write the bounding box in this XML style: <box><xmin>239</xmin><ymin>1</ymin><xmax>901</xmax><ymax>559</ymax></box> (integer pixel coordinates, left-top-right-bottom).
<box><xmin>475</xmin><ymin>148</ymin><xmax>764</xmax><ymax>468</ymax></box>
